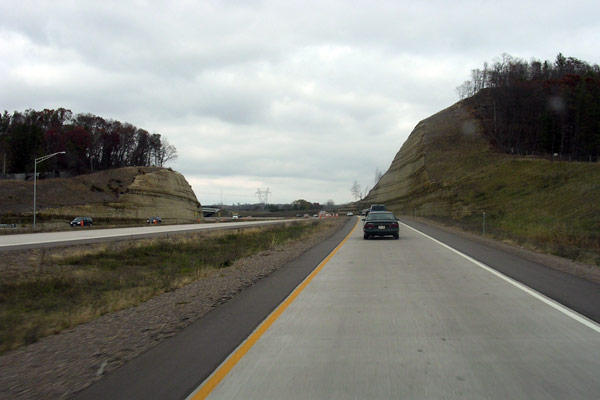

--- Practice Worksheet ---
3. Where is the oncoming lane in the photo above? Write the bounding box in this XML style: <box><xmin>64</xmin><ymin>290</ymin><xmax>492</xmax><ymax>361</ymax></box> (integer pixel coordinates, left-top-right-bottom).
<box><xmin>0</xmin><ymin>219</ymin><xmax>297</xmax><ymax>251</ymax></box>
<box><xmin>192</xmin><ymin>219</ymin><xmax>600</xmax><ymax>399</ymax></box>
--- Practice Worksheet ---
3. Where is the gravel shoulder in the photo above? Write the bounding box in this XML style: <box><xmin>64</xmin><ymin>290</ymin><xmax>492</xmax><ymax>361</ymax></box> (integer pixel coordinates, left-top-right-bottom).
<box><xmin>0</xmin><ymin>218</ymin><xmax>348</xmax><ymax>400</ymax></box>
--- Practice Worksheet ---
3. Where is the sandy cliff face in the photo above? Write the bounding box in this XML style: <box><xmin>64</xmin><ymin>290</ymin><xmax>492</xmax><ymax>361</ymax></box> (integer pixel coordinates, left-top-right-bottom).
<box><xmin>117</xmin><ymin>168</ymin><xmax>203</xmax><ymax>222</ymax></box>
<box><xmin>363</xmin><ymin>101</ymin><xmax>492</xmax><ymax>214</ymax></box>
<box><xmin>362</xmin><ymin>97</ymin><xmax>600</xmax><ymax>266</ymax></box>
<box><xmin>21</xmin><ymin>167</ymin><xmax>204</xmax><ymax>223</ymax></box>
<box><xmin>362</xmin><ymin>116</ymin><xmax>427</xmax><ymax>207</ymax></box>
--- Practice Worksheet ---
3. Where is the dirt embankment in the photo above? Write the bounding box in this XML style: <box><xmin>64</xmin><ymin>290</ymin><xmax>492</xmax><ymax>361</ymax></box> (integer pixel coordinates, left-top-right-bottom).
<box><xmin>0</xmin><ymin>167</ymin><xmax>203</xmax><ymax>225</ymax></box>
<box><xmin>362</xmin><ymin>99</ymin><xmax>600</xmax><ymax>267</ymax></box>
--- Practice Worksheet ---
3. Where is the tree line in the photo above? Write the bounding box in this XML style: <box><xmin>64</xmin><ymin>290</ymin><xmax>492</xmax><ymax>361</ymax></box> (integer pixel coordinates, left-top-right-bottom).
<box><xmin>456</xmin><ymin>53</ymin><xmax>600</xmax><ymax>160</ymax></box>
<box><xmin>0</xmin><ymin>108</ymin><xmax>177</xmax><ymax>176</ymax></box>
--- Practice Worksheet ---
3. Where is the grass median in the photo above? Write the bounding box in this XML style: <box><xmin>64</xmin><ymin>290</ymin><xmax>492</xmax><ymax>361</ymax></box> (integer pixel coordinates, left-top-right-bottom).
<box><xmin>0</xmin><ymin>219</ymin><xmax>340</xmax><ymax>354</ymax></box>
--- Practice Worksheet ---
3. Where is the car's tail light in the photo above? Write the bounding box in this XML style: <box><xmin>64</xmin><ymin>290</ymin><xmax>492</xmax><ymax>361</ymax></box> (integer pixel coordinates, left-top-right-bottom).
<box><xmin>390</xmin><ymin>222</ymin><xmax>399</xmax><ymax>228</ymax></box>
<box><xmin>364</xmin><ymin>223</ymin><xmax>375</xmax><ymax>229</ymax></box>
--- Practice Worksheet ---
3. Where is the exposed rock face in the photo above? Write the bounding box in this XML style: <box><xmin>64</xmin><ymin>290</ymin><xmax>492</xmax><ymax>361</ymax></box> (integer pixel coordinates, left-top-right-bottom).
<box><xmin>120</xmin><ymin>168</ymin><xmax>202</xmax><ymax>222</ymax></box>
<box><xmin>0</xmin><ymin>167</ymin><xmax>203</xmax><ymax>224</ymax></box>
<box><xmin>45</xmin><ymin>168</ymin><xmax>203</xmax><ymax>223</ymax></box>
<box><xmin>363</xmin><ymin>100</ymin><xmax>492</xmax><ymax>214</ymax></box>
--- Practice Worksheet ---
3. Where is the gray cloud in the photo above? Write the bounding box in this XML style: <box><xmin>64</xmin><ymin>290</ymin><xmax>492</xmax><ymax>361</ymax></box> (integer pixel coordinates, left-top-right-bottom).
<box><xmin>2</xmin><ymin>0</ymin><xmax>600</xmax><ymax>204</ymax></box>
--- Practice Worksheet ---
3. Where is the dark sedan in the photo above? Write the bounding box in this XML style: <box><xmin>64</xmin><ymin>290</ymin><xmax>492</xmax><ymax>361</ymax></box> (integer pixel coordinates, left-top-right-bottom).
<box><xmin>70</xmin><ymin>216</ymin><xmax>93</xmax><ymax>227</ymax></box>
<box><xmin>363</xmin><ymin>211</ymin><xmax>399</xmax><ymax>240</ymax></box>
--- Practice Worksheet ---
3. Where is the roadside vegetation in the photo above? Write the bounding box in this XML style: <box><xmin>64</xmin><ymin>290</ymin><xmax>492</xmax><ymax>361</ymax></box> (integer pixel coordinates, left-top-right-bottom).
<box><xmin>0</xmin><ymin>219</ymin><xmax>339</xmax><ymax>354</ymax></box>
<box><xmin>403</xmin><ymin>154</ymin><xmax>600</xmax><ymax>266</ymax></box>
<box><xmin>450</xmin><ymin>54</ymin><xmax>599</xmax><ymax>264</ymax></box>
<box><xmin>455</xmin><ymin>158</ymin><xmax>599</xmax><ymax>265</ymax></box>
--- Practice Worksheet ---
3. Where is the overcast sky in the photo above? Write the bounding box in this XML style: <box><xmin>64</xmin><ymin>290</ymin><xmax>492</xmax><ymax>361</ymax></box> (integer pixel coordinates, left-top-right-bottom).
<box><xmin>1</xmin><ymin>1</ymin><xmax>599</xmax><ymax>205</ymax></box>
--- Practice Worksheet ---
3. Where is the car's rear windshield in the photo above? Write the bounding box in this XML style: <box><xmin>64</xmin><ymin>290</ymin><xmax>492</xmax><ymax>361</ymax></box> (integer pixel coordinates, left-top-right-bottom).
<box><xmin>367</xmin><ymin>212</ymin><xmax>395</xmax><ymax>221</ymax></box>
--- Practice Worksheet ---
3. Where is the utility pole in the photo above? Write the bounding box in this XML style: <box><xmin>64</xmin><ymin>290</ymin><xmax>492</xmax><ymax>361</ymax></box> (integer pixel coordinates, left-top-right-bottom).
<box><xmin>33</xmin><ymin>151</ymin><xmax>66</xmax><ymax>228</ymax></box>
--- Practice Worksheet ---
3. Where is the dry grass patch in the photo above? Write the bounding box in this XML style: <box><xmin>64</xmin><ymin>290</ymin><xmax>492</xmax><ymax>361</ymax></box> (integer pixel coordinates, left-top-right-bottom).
<box><xmin>0</xmin><ymin>219</ymin><xmax>338</xmax><ymax>354</ymax></box>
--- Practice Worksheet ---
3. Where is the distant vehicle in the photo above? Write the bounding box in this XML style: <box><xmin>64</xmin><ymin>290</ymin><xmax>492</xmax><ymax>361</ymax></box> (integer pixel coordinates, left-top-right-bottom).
<box><xmin>363</xmin><ymin>211</ymin><xmax>399</xmax><ymax>240</ymax></box>
<box><xmin>303</xmin><ymin>214</ymin><xmax>310</xmax><ymax>218</ymax></box>
<box><xmin>346</xmin><ymin>212</ymin><xmax>354</xmax><ymax>216</ymax></box>
<box><xmin>70</xmin><ymin>216</ymin><xmax>93</xmax><ymax>227</ymax></box>
<box><xmin>360</xmin><ymin>209</ymin><xmax>369</xmax><ymax>216</ymax></box>
<box><xmin>295</xmin><ymin>213</ymin><xmax>303</xmax><ymax>217</ymax></box>
<box><xmin>232</xmin><ymin>215</ymin><xmax>239</xmax><ymax>220</ymax></box>
<box><xmin>147</xmin><ymin>216</ymin><xmax>162</xmax><ymax>224</ymax></box>
<box><xmin>369</xmin><ymin>204</ymin><xmax>386</xmax><ymax>212</ymax></box>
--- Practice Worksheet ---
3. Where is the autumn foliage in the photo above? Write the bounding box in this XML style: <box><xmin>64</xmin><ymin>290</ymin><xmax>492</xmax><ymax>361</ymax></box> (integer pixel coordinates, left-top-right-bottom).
<box><xmin>0</xmin><ymin>109</ymin><xmax>177</xmax><ymax>175</ymax></box>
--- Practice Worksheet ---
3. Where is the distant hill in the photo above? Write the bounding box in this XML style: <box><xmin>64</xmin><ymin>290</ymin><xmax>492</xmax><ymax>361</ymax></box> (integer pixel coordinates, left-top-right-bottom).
<box><xmin>0</xmin><ymin>167</ymin><xmax>203</xmax><ymax>225</ymax></box>
<box><xmin>363</xmin><ymin>94</ymin><xmax>600</xmax><ymax>266</ymax></box>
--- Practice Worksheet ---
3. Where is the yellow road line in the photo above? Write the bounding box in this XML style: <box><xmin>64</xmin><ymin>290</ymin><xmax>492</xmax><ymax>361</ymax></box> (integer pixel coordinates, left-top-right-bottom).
<box><xmin>189</xmin><ymin>217</ymin><xmax>360</xmax><ymax>399</ymax></box>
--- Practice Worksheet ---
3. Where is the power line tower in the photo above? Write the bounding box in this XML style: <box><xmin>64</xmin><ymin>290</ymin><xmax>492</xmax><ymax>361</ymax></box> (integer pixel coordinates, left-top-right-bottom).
<box><xmin>255</xmin><ymin>187</ymin><xmax>271</xmax><ymax>208</ymax></box>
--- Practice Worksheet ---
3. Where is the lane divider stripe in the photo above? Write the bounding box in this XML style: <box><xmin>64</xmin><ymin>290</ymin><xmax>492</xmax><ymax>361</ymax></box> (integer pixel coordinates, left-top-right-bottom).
<box><xmin>187</xmin><ymin>217</ymin><xmax>360</xmax><ymax>399</ymax></box>
<box><xmin>401</xmin><ymin>222</ymin><xmax>600</xmax><ymax>334</ymax></box>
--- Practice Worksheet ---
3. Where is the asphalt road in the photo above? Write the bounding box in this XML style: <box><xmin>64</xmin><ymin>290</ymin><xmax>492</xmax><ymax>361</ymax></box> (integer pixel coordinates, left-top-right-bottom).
<box><xmin>74</xmin><ymin>217</ymin><xmax>600</xmax><ymax>400</ymax></box>
<box><xmin>0</xmin><ymin>219</ymin><xmax>298</xmax><ymax>251</ymax></box>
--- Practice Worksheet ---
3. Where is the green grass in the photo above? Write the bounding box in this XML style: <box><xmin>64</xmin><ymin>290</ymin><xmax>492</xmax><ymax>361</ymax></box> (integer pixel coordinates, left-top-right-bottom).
<box><xmin>0</xmin><ymin>219</ymin><xmax>338</xmax><ymax>354</ymax></box>
<box><xmin>410</xmin><ymin>156</ymin><xmax>600</xmax><ymax>265</ymax></box>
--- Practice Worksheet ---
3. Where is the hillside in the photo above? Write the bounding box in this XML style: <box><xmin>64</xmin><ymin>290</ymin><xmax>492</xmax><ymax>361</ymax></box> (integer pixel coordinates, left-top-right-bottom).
<box><xmin>363</xmin><ymin>98</ymin><xmax>600</xmax><ymax>266</ymax></box>
<box><xmin>0</xmin><ymin>167</ymin><xmax>203</xmax><ymax>225</ymax></box>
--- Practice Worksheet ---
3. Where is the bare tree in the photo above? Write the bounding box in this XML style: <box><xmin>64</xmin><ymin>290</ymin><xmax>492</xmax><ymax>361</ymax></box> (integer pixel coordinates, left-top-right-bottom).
<box><xmin>157</xmin><ymin>139</ymin><xmax>178</xmax><ymax>166</ymax></box>
<box><xmin>350</xmin><ymin>180</ymin><xmax>362</xmax><ymax>201</ymax></box>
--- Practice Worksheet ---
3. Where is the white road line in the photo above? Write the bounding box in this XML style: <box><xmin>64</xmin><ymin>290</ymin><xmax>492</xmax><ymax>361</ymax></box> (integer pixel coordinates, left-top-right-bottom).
<box><xmin>401</xmin><ymin>222</ymin><xmax>600</xmax><ymax>334</ymax></box>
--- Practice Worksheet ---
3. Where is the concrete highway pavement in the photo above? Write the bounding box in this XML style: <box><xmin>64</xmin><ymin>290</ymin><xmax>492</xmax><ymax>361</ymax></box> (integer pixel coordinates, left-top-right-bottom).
<box><xmin>0</xmin><ymin>219</ymin><xmax>296</xmax><ymax>251</ymax></box>
<box><xmin>399</xmin><ymin>218</ymin><xmax>600</xmax><ymax>324</ymax></box>
<box><xmin>194</xmin><ymin>218</ymin><xmax>600</xmax><ymax>399</ymax></box>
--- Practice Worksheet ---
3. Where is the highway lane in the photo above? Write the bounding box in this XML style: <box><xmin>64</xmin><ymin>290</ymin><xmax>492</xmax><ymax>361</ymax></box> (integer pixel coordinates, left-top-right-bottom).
<box><xmin>193</xmin><ymin>219</ymin><xmax>600</xmax><ymax>399</ymax></box>
<box><xmin>0</xmin><ymin>219</ymin><xmax>298</xmax><ymax>251</ymax></box>
<box><xmin>399</xmin><ymin>218</ymin><xmax>600</xmax><ymax>323</ymax></box>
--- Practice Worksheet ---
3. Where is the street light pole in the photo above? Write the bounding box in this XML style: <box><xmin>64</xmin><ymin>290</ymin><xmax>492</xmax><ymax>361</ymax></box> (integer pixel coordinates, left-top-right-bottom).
<box><xmin>33</xmin><ymin>151</ymin><xmax>66</xmax><ymax>228</ymax></box>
